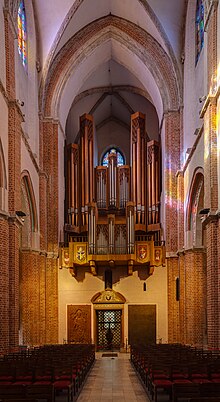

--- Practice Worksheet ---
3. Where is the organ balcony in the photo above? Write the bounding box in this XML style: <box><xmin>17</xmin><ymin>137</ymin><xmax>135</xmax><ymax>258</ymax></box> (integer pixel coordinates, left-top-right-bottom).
<box><xmin>60</xmin><ymin>112</ymin><xmax>165</xmax><ymax>276</ymax></box>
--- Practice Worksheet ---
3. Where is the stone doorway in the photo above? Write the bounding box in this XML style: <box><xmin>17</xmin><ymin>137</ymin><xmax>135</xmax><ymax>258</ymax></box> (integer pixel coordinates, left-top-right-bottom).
<box><xmin>96</xmin><ymin>309</ymin><xmax>122</xmax><ymax>351</ymax></box>
<box><xmin>91</xmin><ymin>288</ymin><xmax>126</xmax><ymax>351</ymax></box>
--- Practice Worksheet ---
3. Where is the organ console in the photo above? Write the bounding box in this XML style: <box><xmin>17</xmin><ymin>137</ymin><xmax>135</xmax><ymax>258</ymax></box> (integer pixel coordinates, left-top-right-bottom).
<box><xmin>61</xmin><ymin>112</ymin><xmax>165</xmax><ymax>276</ymax></box>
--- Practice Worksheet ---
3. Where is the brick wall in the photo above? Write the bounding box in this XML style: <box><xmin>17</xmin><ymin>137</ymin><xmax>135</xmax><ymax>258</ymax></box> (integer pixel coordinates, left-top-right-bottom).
<box><xmin>167</xmin><ymin>257</ymin><xmax>180</xmax><ymax>343</ymax></box>
<box><xmin>20</xmin><ymin>251</ymin><xmax>58</xmax><ymax>345</ymax></box>
<box><xmin>0</xmin><ymin>216</ymin><xmax>9</xmax><ymax>354</ymax></box>
<box><xmin>206</xmin><ymin>219</ymin><xmax>219</xmax><ymax>348</ymax></box>
<box><xmin>184</xmin><ymin>249</ymin><xmax>206</xmax><ymax>346</ymax></box>
<box><xmin>202</xmin><ymin>7</ymin><xmax>219</xmax><ymax>349</ymax></box>
<box><xmin>164</xmin><ymin>111</ymin><xmax>181</xmax><ymax>253</ymax></box>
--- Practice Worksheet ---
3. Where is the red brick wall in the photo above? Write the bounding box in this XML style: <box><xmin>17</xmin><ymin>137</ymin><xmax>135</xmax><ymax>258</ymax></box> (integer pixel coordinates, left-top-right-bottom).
<box><xmin>164</xmin><ymin>111</ymin><xmax>181</xmax><ymax>253</ymax></box>
<box><xmin>167</xmin><ymin>257</ymin><xmax>180</xmax><ymax>343</ymax></box>
<box><xmin>206</xmin><ymin>219</ymin><xmax>219</xmax><ymax>348</ymax></box>
<box><xmin>184</xmin><ymin>250</ymin><xmax>206</xmax><ymax>346</ymax></box>
<box><xmin>202</xmin><ymin>8</ymin><xmax>219</xmax><ymax>349</ymax></box>
<box><xmin>20</xmin><ymin>251</ymin><xmax>58</xmax><ymax>345</ymax></box>
<box><xmin>0</xmin><ymin>216</ymin><xmax>9</xmax><ymax>354</ymax></box>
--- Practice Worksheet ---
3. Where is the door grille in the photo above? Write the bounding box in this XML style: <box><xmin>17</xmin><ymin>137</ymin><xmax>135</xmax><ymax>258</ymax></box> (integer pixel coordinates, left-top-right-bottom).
<box><xmin>97</xmin><ymin>310</ymin><xmax>121</xmax><ymax>350</ymax></box>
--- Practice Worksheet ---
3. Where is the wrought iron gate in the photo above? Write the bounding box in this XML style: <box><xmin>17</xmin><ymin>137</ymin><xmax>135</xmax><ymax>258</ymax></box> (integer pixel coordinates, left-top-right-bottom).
<box><xmin>96</xmin><ymin>310</ymin><xmax>122</xmax><ymax>350</ymax></box>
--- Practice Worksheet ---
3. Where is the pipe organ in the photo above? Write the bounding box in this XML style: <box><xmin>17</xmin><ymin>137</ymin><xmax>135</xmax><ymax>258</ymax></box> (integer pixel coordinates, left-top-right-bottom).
<box><xmin>131</xmin><ymin>112</ymin><xmax>147</xmax><ymax>229</ymax></box>
<box><xmin>62</xmin><ymin>112</ymin><xmax>165</xmax><ymax>276</ymax></box>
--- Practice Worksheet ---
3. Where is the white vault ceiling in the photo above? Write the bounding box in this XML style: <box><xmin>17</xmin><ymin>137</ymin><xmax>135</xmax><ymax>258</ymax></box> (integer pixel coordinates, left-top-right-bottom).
<box><xmin>33</xmin><ymin>0</ymin><xmax>186</xmax><ymax>138</ymax></box>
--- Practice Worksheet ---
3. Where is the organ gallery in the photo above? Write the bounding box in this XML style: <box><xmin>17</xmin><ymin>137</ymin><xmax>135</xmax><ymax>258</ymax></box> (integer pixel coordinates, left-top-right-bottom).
<box><xmin>60</xmin><ymin>112</ymin><xmax>165</xmax><ymax>278</ymax></box>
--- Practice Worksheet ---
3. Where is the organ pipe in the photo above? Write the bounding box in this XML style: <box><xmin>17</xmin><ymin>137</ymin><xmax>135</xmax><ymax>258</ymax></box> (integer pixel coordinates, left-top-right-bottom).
<box><xmin>126</xmin><ymin>203</ymin><xmax>135</xmax><ymax>254</ymax></box>
<box><xmin>79</xmin><ymin>114</ymin><xmax>94</xmax><ymax>228</ymax></box>
<box><xmin>108</xmin><ymin>152</ymin><xmax>117</xmax><ymax>207</ymax></box>
<box><xmin>88</xmin><ymin>203</ymin><xmax>97</xmax><ymax>254</ymax></box>
<box><xmin>67</xmin><ymin>144</ymin><xmax>79</xmax><ymax>227</ymax></box>
<box><xmin>131</xmin><ymin>112</ymin><xmax>147</xmax><ymax>228</ymax></box>
<box><xmin>147</xmin><ymin>140</ymin><xmax>160</xmax><ymax>225</ymax></box>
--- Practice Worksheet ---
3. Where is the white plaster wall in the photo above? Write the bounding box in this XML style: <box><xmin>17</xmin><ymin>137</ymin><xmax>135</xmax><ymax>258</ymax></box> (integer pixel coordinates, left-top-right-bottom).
<box><xmin>0</xmin><ymin>0</ymin><xmax>6</xmax><ymax>88</ymax></box>
<box><xmin>0</xmin><ymin>95</ymin><xmax>8</xmax><ymax>212</ymax></box>
<box><xmin>217</xmin><ymin>4</ymin><xmax>220</xmax><ymax>209</ymax></box>
<box><xmin>97</xmin><ymin>121</ymin><xmax>129</xmax><ymax>165</ymax></box>
<box><xmin>160</xmin><ymin>122</ymin><xmax>166</xmax><ymax>242</ymax></box>
<box><xmin>184</xmin><ymin>134</ymin><xmax>204</xmax><ymax>249</ymax></box>
<box><xmin>15</xmin><ymin>1</ymin><xmax>39</xmax><ymax>159</ymax></box>
<box><xmin>217</xmin><ymin>95</ymin><xmax>220</xmax><ymax>210</ymax></box>
<box><xmin>20</xmin><ymin>141</ymin><xmax>40</xmax><ymax>249</ymax></box>
<box><xmin>58</xmin><ymin>265</ymin><xmax>168</xmax><ymax>345</ymax></box>
<box><xmin>183</xmin><ymin>0</ymin><xmax>206</xmax><ymax>162</ymax></box>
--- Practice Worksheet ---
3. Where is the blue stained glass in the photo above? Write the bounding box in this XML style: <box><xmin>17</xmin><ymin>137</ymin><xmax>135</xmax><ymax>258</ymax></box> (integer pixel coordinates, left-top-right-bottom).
<box><xmin>18</xmin><ymin>0</ymin><xmax>27</xmax><ymax>69</ymax></box>
<box><xmin>196</xmin><ymin>0</ymin><xmax>204</xmax><ymax>64</ymax></box>
<box><xmin>101</xmin><ymin>148</ymin><xmax>125</xmax><ymax>167</ymax></box>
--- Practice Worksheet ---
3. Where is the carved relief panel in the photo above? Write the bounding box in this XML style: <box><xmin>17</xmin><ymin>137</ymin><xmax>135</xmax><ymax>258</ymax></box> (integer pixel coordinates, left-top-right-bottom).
<box><xmin>67</xmin><ymin>305</ymin><xmax>91</xmax><ymax>343</ymax></box>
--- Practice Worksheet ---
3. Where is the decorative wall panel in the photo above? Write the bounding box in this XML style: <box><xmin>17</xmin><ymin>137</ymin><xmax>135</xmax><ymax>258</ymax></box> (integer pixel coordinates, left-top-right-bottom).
<box><xmin>67</xmin><ymin>305</ymin><xmax>91</xmax><ymax>343</ymax></box>
<box><xmin>128</xmin><ymin>305</ymin><xmax>156</xmax><ymax>345</ymax></box>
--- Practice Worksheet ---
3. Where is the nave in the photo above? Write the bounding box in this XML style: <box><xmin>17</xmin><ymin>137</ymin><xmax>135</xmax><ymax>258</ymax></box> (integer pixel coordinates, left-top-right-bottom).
<box><xmin>76</xmin><ymin>353</ymin><xmax>149</xmax><ymax>402</ymax></box>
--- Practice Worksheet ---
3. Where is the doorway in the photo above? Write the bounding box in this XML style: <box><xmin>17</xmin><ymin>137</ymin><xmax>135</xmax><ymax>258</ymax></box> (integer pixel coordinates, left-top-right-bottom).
<box><xmin>96</xmin><ymin>309</ymin><xmax>122</xmax><ymax>351</ymax></box>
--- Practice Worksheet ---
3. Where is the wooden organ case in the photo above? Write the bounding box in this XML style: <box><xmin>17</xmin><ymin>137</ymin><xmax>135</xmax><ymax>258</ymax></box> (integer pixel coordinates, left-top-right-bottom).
<box><xmin>61</xmin><ymin>112</ymin><xmax>165</xmax><ymax>276</ymax></box>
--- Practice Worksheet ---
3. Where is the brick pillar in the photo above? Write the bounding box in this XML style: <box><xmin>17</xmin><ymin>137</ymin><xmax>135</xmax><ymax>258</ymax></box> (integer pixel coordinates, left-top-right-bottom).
<box><xmin>177</xmin><ymin>171</ymin><xmax>184</xmax><ymax>250</ymax></box>
<box><xmin>179</xmin><ymin>252</ymin><xmax>186</xmax><ymax>344</ymax></box>
<box><xmin>165</xmin><ymin>111</ymin><xmax>181</xmax><ymax>342</ymax></box>
<box><xmin>202</xmin><ymin>7</ymin><xmax>219</xmax><ymax>349</ymax></box>
<box><xmin>167</xmin><ymin>257</ymin><xmax>180</xmax><ymax>342</ymax></box>
<box><xmin>0</xmin><ymin>214</ymin><xmax>9</xmax><ymax>354</ymax></box>
<box><xmin>20</xmin><ymin>251</ymin><xmax>47</xmax><ymax>345</ymax></box>
<box><xmin>164</xmin><ymin>111</ymin><xmax>181</xmax><ymax>252</ymax></box>
<box><xmin>39</xmin><ymin>118</ymin><xmax>59</xmax><ymax>343</ymax></box>
<box><xmin>4</xmin><ymin>8</ymin><xmax>15</xmax><ymax>100</ymax></box>
<box><xmin>205</xmin><ymin>218</ymin><xmax>219</xmax><ymax>348</ymax></box>
<box><xmin>185</xmin><ymin>249</ymin><xmax>206</xmax><ymax>346</ymax></box>
<box><xmin>4</xmin><ymin>5</ymin><xmax>24</xmax><ymax>352</ymax></box>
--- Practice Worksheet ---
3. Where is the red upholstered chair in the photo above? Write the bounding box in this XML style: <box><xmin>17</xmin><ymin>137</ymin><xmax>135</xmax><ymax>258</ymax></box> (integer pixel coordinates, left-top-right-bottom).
<box><xmin>172</xmin><ymin>382</ymin><xmax>200</xmax><ymax>402</ymax></box>
<box><xmin>0</xmin><ymin>384</ymin><xmax>26</xmax><ymax>399</ymax></box>
<box><xmin>148</xmin><ymin>364</ymin><xmax>173</xmax><ymax>402</ymax></box>
<box><xmin>52</xmin><ymin>367</ymin><xmax>75</xmax><ymax>402</ymax></box>
<box><xmin>26</xmin><ymin>384</ymin><xmax>55</xmax><ymax>402</ymax></box>
<box><xmin>188</xmin><ymin>398</ymin><xmax>220</xmax><ymax>402</ymax></box>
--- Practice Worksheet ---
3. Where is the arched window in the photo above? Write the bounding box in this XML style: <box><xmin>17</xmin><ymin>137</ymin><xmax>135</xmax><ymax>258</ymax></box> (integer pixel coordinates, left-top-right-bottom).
<box><xmin>196</xmin><ymin>0</ymin><xmax>204</xmax><ymax>64</ymax></box>
<box><xmin>101</xmin><ymin>148</ymin><xmax>125</xmax><ymax>167</ymax></box>
<box><xmin>17</xmin><ymin>0</ymin><xmax>27</xmax><ymax>69</ymax></box>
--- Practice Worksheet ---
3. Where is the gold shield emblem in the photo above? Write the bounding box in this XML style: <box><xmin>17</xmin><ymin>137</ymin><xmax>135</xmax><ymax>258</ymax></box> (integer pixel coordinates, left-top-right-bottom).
<box><xmin>74</xmin><ymin>244</ymin><xmax>87</xmax><ymax>264</ymax></box>
<box><xmin>136</xmin><ymin>244</ymin><xmax>149</xmax><ymax>263</ymax></box>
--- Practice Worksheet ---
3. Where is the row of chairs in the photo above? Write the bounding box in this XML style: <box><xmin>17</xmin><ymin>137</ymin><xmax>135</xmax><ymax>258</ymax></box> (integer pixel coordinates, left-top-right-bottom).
<box><xmin>131</xmin><ymin>343</ymin><xmax>220</xmax><ymax>402</ymax></box>
<box><xmin>0</xmin><ymin>344</ymin><xmax>95</xmax><ymax>402</ymax></box>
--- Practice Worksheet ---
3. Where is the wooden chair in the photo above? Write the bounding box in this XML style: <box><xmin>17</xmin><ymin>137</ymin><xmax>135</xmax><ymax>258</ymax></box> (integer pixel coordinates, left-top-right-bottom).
<box><xmin>0</xmin><ymin>385</ymin><xmax>26</xmax><ymax>399</ymax></box>
<box><xmin>199</xmin><ymin>382</ymin><xmax>220</xmax><ymax>397</ymax></box>
<box><xmin>2</xmin><ymin>399</ymin><xmax>37</xmax><ymax>402</ymax></box>
<box><xmin>188</xmin><ymin>398</ymin><xmax>220</xmax><ymax>402</ymax></box>
<box><xmin>172</xmin><ymin>382</ymin><xmax>200</xmax><ymax>402</ymax></box>
<box><xmin>26</xmin><ymin>384</ymin><xmax>55</xmax><ymax>402</ymax></box>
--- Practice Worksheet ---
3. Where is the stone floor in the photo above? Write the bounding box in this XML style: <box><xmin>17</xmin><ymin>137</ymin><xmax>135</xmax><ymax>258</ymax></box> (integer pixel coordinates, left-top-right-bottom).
<box><xmin>75</xmin><ymin>352</ymin><xmax>150</xmax><ymax>402</ymax></box>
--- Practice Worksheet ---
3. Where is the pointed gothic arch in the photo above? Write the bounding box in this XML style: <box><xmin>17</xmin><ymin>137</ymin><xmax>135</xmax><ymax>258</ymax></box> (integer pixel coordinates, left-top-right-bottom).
<box><xmin>40</xmin><ymin>15</ymin><xmax>181</xmax><ymax>118</ymax></box>
<box><xmin>21</xmin><ymin>171</ymin><xmax>38</xmax><ymax>248</ymax></box>
<box><xmin>186</xmin><ymin>168</ymin><xmax>204</xmax><ymax>247</ymax></box>
<box><xmin>0</xmin><ymin>139</ymin><xmax>7</xmax><ymax>211</ymax></box>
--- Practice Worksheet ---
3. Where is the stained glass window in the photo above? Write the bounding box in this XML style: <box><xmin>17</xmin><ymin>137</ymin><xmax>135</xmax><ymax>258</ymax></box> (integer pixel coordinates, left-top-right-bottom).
<box><xmin>18</xmin><ymin>0</ymin><xmax>27</xmax><ymax>69</ymax></box>
<box><xmin>196</xmin><ymin>0</ymin><xmax>204</xmax><ymax>64</ymax></box>
<box><xmin>101</xmin><ymin>148</ymin><xmax>125</xmax><ymax>167</ymax></box>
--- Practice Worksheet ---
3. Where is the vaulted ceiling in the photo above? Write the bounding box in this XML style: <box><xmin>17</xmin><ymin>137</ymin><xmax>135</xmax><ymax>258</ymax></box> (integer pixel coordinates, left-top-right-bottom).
<box><xmin>33</xmin><ymin>0</ymin><xmax>186</xmax><ymax>141</ymax></box>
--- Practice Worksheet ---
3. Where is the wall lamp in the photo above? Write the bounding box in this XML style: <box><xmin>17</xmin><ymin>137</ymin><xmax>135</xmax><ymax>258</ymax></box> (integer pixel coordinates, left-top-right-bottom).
<box><xmin>199</xmin><ymin>208</ymin><xmax>210</xmax><ymax>215</ymax></box>
<box><xmin>199</xmin><ymin>95</ymin><xmax>207</xmax><ymax>103</ymax></box>
<box><xmin>16</xmin><ymin>210</ymin><xmax>26</xmax><ymax>217</ymax></box>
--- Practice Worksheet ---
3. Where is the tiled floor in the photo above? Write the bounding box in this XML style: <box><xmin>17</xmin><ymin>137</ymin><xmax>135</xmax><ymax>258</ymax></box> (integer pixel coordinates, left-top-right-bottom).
<box><xmin>76</xmin><ymin>352</ymin><xmax>150</xmax><ymax>402</ymax></box>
